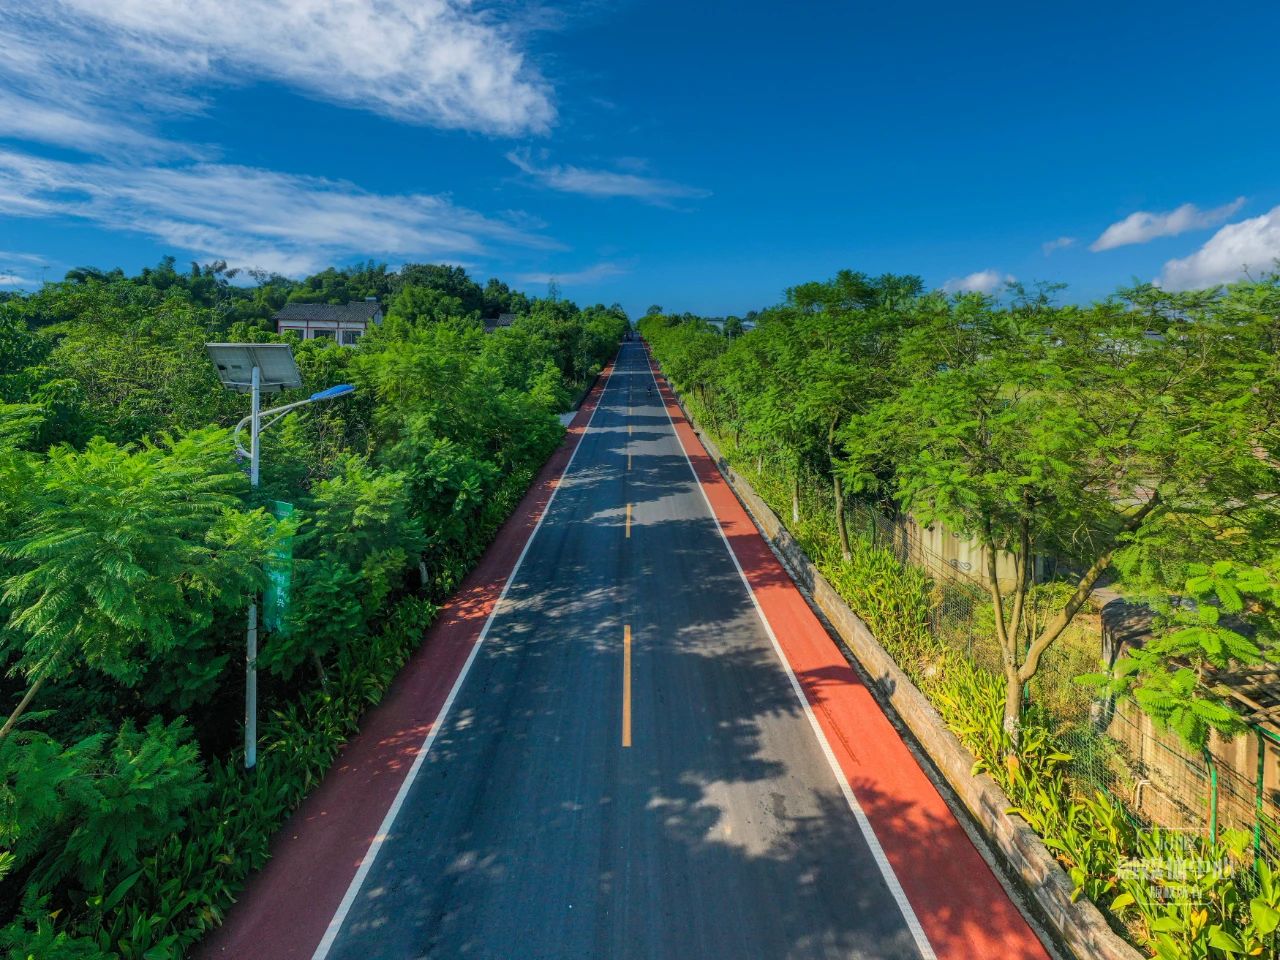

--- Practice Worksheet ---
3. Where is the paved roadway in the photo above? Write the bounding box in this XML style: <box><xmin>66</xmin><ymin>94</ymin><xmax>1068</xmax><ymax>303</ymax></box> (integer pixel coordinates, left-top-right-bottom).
<box><xmin>320</xmin><ymin>342</ymin><xmax>929</xmax><ymax>959</ymax></box>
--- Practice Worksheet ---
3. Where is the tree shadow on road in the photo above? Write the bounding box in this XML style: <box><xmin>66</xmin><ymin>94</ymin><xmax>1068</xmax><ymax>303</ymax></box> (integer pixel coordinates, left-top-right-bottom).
<box><xmin>329</xmin><ymin>526</ymin><xmax>925</xmax><ymax>960</ymax></box>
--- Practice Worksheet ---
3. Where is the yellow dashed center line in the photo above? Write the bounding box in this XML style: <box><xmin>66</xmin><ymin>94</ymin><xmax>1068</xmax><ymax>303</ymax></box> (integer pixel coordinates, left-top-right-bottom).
<box><xmin>622</xmin><ymin>624</ymin><xmax>632</xmax><ymax>748</ymax></box>
<box><xmin>625</xmin><ymin>502</ymin><xmax>632</xmax><ymax>538</ymax></box>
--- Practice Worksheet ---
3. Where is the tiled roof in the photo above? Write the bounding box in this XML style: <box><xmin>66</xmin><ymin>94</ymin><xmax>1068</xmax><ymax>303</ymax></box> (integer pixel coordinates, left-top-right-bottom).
<box><xmin>274</xmin><ymin>301</ymin><xmax>381</xmax><ymax>323</ymax></box>
<box><xmin>483</xmin><ymin>312</ymin><xmax>516</xmax><ymax>332</ymax></box>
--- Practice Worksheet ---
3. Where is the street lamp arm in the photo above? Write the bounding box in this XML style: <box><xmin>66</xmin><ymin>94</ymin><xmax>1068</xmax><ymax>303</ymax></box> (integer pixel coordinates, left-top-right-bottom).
<box><xmin>232</xmin><ymin>384</ymin><xmax>355</xmax><ymax>459</ymax></box>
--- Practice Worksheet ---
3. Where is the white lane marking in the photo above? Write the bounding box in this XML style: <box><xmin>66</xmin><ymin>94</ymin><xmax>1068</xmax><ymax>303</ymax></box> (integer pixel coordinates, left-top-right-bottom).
<box><xmin>644</xmin><ymin>351</ymin><xmax>938</xmax><ymax>960</ymax></box>
<box><xmin>312</xmin><ymin>358</ymin><xmax>620</xmax><ymax>960</ymax></box>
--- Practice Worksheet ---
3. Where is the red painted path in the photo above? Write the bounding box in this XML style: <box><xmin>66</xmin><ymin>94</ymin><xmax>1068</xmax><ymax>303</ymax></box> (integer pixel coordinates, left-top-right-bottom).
<box><xmin>200</xmin><ymin>360</ymin><xmax>617</xmax><ymax>959</ymax></box>
<box><xmin>648</xmin><ymin>348</ymin><xmax>1050</xmax><ymax>960</ymax></box>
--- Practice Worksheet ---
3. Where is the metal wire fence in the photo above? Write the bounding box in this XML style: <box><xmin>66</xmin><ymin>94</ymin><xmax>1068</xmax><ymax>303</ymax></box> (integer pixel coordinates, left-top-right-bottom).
<box><xmin>845</xmin><ymin>496</ymin><xmax>1280</xmax><ymax>863</ymax></box>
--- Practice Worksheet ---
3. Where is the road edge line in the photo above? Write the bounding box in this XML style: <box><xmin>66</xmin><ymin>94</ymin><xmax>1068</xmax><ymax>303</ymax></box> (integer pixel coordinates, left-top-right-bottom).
<box><xmin>310</xmin><ymin>357</ymin><xmax>618</xmax><ymax>960</ymax></box>
<box><xmin>643</xmin><ymin>348</ymin><xmax>938</xmax><ymax>960</ymax></box>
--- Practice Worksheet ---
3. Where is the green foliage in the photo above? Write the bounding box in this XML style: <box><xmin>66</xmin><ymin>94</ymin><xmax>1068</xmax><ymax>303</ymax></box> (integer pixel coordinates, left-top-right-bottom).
<box><xmin>924</xmin><ymin>605</ymin><xmax>1280</xmax><ymax>960</ymax></box>
<box><xmin>651</xmin><ymin>306</ymin><xmax>1280</xmax><ymax>960</ymax></box>
<box><xmin>0</xmin><ymin>257</ymin><xmax>625</xmax><ymax>954</ymax></box>
<box><xmin>0</xmin><ymin>430</ymin><xmax>276</xmax><ymax>700</ymax></box>
<box><xmin>0</xmin><ymin>913</ymin><xmax>104</xmax><ymax>959</ymax></box>
<box><xmin>0</xmin><ymin>314</ymin><xmax>47</xmax><ymax>413</ymax></box>
<box><xmin>304</xmin><ymin>457</ymin><xmax>423</xmax><ymax>612</ymax></box>
<box><xmin>387</xmin><ymin>285</ymin><xmax>474</xmax><ymax>327</ymax></box>
<box><xmin>19</xmin><ymin>283</ymin><xmax>239</xmax><ymax>445</ymax></box>
<box><xmin>285</xmin><ymin>261</ymin><xmax>396</xmax><ymax>307</ymax></box>
<box><xmin>0</xmin><ymin>404</ymin><xmax>44</xmax><ymax>452</ymax></box>
<box><xmin>1082</xmin><ymin>562</ymin><xmax>1280</xmax><ymax>750</ymax></box>
<box><xmin>261</xmin><ymin>558</ymin><xmax>365</xmax><ymax>682</ymax></box>
<box><xmin>842</xmin><ymin>290</ymin><xmax>1277</xmax><ymax>736</ymax></box>
<box><xmin>66</xmin><ymin>596</ymin><xmax>434</xmax><ymax>959</ymax></box>
<box><xmin>0</xmin><ymin>717</ymin><xmax>207</xmax><ymax>892</ymax></box>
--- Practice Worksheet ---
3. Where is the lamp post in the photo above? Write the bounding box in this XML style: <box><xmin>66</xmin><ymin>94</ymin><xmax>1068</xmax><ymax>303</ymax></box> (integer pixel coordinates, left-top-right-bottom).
<box><xmin>206</xmin><ymin>343</ymin><xmax>355</xmax><ymax>771</ymax></box>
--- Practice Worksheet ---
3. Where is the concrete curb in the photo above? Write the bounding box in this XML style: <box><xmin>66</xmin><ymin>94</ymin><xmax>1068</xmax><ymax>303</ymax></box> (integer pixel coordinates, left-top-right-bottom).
<box><xmin>672</xmin><ymin>397</ymin><xmax>1141</xmax><ymax>960</ymax></box>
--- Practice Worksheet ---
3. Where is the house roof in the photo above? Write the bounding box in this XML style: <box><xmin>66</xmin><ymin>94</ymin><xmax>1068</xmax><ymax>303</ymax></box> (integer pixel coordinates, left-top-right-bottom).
<box><xmin>483</xmin><ymin>312</ymin><xmax>517</xmax><ymax>332</ymax></box>
<box><xmin>1101</xmin><ymin>596</ymin><xmax>1278</xmax><ymax>733</ymax></box>
<box><xmin>274</xmin><ymin>301</ymin><xmax>381</xmax><ymax>324</ymax></box>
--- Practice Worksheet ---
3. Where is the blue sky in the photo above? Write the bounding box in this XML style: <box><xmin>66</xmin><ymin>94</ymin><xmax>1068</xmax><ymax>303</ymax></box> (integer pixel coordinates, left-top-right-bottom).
<box><xmin>1</xmin><ymin>0</ymin><xmax>1278</xmax><ymax>317</ymax></box>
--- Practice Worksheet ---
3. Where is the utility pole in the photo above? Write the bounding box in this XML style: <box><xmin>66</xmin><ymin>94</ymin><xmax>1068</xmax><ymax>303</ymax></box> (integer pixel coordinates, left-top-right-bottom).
<box><xmin>206</xmin><ymin>343</ymin><xmax>354</xmax><ymax>772</ymax></box>
<box><xmin>245</xmin><ymin>363</ymin><xmax>261</xmax><ymax>770</ymax></box>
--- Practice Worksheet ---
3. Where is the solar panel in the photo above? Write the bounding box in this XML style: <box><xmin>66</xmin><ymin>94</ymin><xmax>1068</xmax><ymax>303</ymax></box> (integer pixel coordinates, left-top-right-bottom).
<box><xmin>205</xmin><ymin>343</ymin><xmax>302</xmax><ymax>394</ymax></box>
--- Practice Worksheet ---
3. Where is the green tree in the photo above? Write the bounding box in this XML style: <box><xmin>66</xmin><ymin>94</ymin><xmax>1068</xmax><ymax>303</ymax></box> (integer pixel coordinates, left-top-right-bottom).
<box><xmin>26</xmin><ymin>283</ymin><xmax>237</xmax><ymax>444</ymax></box>
<box><xmin>397</xmin><ymin>263</ymin><xmax>484</xmax><ymax>315</ymax></box>
<box><xmin>787</xmin><ymin>272</ymin><xmax>920</xmax><ymax>557</ymax></box>
<box><xmin>262</xmin><ymin>457</ymin><xmax>423</xmax><ymax>681</ymax></box>
<box><xmin>0</xmin><ymin>429</ymin><xmax>278</xmax><ymax>737</ymax></box>
<box><xmin>387</xmin><ymin>284</ymin><xmax>473</xmax><ymax>327</ymax></box>
<box><xmin>289</xmin><ymin>261</ymin><xmax>394</xmax><ymax>305</ymax></box>
<box><xmin>848</xmin><ymin>287</ymin><xmax>1279</xmax><ymax>740</ymax></box>
<box><xmin>1082</xmin><ymin>560</ymin><xmax>1280</xmax><ymax>750</ymax></box>
<box><xmin>0</xmin><ymin>915</ymin><xmax>104</xmax><ymax>959</ymax></box>
<box><xmin>733</xmin><ymin>313</ymin><xmax>818</xmax><ymax>523</ymax></box>
<box><xmin>0</xmin><ymin>717</ymin><xmax>207</xmax><ymax>891</ymax></box>
<box><xmin>481</xmin><ymin>277</ymin><xmax>530</xmax><ymax>317</ymax></box>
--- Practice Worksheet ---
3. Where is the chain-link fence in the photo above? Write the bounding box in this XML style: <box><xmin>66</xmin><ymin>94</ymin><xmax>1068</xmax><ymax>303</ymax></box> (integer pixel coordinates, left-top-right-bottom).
<box><xmin>846</xmin><ymin>500</ymin><xmax>1001</xmax><ymax>665</ymax></box>
<box><xmin>844</xmin><ymin>495</ymin><xmax>1280</xmax><ymax>865</ymax></box>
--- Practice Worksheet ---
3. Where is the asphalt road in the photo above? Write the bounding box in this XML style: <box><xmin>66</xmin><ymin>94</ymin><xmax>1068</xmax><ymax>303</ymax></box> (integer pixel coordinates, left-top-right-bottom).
<box><xmin>322</xmin><ymin>342</ymin><xmax>926</xmax><ymax>960</ymax></box>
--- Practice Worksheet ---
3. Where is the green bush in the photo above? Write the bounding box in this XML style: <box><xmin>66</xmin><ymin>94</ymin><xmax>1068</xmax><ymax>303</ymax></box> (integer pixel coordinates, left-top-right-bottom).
<box><xmin>0</xmin><ymin>718</ymin><xmax>207</xmax><ymax>894</ymax></box>
<box><xmin>0</xmin><ymin>596</ymin><xmax>437</xmax><ymax>958</ymax></box>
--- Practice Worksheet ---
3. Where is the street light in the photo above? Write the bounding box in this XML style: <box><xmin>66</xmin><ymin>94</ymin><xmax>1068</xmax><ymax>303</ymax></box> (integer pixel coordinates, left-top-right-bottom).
<box><xmin>232</xmin><ymin>382</ymin><xmax>357</xmax><ymax>474</ymax></box>
<box><xmin>205</xmin><ymin>343</ymin><xmax>356</xmax><ymax>771</ymax></box>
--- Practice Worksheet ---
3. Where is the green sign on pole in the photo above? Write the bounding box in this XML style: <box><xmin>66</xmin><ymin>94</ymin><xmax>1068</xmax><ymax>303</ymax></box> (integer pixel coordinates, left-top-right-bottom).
<box><xmin>263</xmin><ymin>500</ymin><xmax>295</xmax><ymax>634</ymax></box>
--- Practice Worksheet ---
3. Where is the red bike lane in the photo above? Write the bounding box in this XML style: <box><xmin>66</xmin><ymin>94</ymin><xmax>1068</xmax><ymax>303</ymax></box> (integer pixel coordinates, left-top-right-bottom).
<box><xmin>646</xmin><ymin>348</ymin><xmax>1051</xmax><ymax>960</ymax></box>
<box><xmin>200</xmin><ymin>360</ymin><xmax>616</xmax><ymax>960</ymax></box>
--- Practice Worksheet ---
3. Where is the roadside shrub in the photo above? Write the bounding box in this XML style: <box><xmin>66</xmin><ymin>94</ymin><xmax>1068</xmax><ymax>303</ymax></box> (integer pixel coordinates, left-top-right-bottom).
<box><xmin>0</xmin><ymin>597</ymin><xmax>437</xmax><ymax>959</ymax></box>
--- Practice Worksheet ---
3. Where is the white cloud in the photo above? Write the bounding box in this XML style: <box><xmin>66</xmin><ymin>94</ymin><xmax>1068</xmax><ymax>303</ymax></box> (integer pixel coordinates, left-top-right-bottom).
<box><xmin>1041</xmin><ymin>236</ymin><xmax>1075</xmax><ymax>256</ymax></box>
<box><xmin>517</xmin><ymin>262</ymin><xmax>627</xmax><ymax>285</ymax></box>
<box><xmin>0</xmin><ymin>0</ymin><xmax>554</xmax><ymax>155</ymax></box>
<box><xmin>1090</xmin><ymin>197</ymin><xmax>1245</xmax><ymax>252</ymax></box>
<box><xmin>1159</xmin><ymin>205</ymin><xmax>1280</xmax><ymax>290</ymax></box>
<box><xmin>942</xmin><ymin>269</ymin><xmax>1014</xmax><ymax>295</ymax></box>
<box><xmin>0</xmin><ymin>90</ymin><xmax>183</xmax><ymax>158</ymax></box>
<box><xmin>507</xmin><ymin>149</ymin><xmax>709</xmax><ymax>206</ymax></box>
<box><xmin>0</xmin><ymin>273</ymin><xmax>33</xmax><ymax>287</ymax></box>
<box><xmin>0</xmin><ymin>250</ymin><xmax>47</xmax><ymax>265</ymax></box>
<box><xmin>0</xmin><ymin>148</ymin><xmax>558</xmax><ymax>276</ymax></box>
